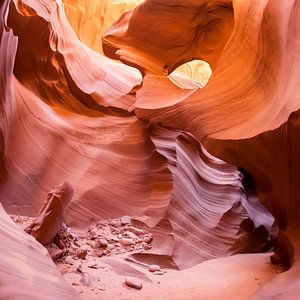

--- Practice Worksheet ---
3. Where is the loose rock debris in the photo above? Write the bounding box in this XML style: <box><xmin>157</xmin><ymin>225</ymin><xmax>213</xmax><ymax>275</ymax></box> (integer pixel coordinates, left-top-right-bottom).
<box><xmin>10</xmin><ymin>215</ymin><xmax>154</xmax><ymax>262</ymax></box>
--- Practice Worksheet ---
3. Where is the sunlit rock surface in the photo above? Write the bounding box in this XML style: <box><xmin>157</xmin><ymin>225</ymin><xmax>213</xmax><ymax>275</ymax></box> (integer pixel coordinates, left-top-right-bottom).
<box><xmin>0</xmin><ymin>0</ymin><xmax>299</xmax><ymax>299</ymax></box>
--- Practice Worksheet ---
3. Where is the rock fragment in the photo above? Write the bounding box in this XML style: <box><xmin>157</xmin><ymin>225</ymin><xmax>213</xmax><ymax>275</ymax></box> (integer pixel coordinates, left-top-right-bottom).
<box><xmin>94</xmin><ymin>249</ymin><xmax>103</xmax><ymax>257</ymax></box>
<box><xmin>72</xmin><ymin>282</ymin><xmax>80</xmax><ymax>286</ymax></box>
<box><xmin>129</xmin><ymin>226</ymin><xmax>144</xmax><ymax>236</ymax></box>
<box><xmin>46</xmin><ymin>243</ymin><xmax>64</xmax><ymax>260</ymax></box>
<box><xmin>64</xmin><ymin>256</ymin><xmax>74</xmax><ymax>265</ymax></box>
<box><xmin>24</xmin><ymin>182</ymin><xmax>73</xmax><ymax>245</ymax></box>
<box><xmin>143</xmin><ymin>236</ymin><xmax>153</xmax><ymax>244</ymax></box>
<box><xmin>98</xmin><ymin>238</ymin><xmax>108</xmax><ymax>248</ymax></box>
<box><xmin>88</xmin><ymin>263</ymin><xmax>98</xmax><ymax>269</ymax></box>
<box><xmin>120</xmin><ymin>238</ymin><xmax>134</xmax><ymax>246</ymax></box>
<box><xmin>142</xmin><ymin>242</ymin><xmax>152</xmax><ymax>249</ymax></box>
<box><xmin>149</xmin><ymin>264</ymin><xmax>161</xmax><ymax>272</ymax></box>
<box><xmin>49</xmin><ymin>249</ymin><xmax>64</xmax><ymax>260</ymax></box>
<box><xmin>109</xmin><ymin>219</ymin><xmax>122</xmax><ymax>228</ymax></box>
<box><xmin>125</xmin><ymin>277</ymin><xmax>143</xmax><ymax>290</ymax></box>
<box><xmin>76</xmin><ymin>248</ymin><xmax>88</xmax><ymax>259</ymax></box>
<box><xmin>125</xmin><ymin>231</ymin><xmax>139</xmax><ymax>240</ymax></box>
<box><xmin>120</xmin><ymin>216</ymin><xmax>131</xmax><ymax>225</ymax></box>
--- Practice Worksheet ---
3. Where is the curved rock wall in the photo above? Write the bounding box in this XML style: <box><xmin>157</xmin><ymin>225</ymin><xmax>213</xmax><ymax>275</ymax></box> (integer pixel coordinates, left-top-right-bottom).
<box><xmin>103</xmin><ymin>0</ymin><xmax>300</xmax><ymax>296</ymax></box>
<box><xmin>2</xmin><ymin>0</ymin><xmax>298</xmax><ymax>298</ymax></box>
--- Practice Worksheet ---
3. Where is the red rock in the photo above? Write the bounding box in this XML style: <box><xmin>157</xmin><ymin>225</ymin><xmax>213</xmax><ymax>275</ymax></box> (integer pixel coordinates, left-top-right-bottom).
<box><xmin>142</xmin><ymin>242</ymin><xmax>152</xmax><ymax>250</ymax></box>
<box><xmin>88</xmin><ymin>263</ymin><xmax>98</xmax><ymax>269</ymax></box>
<box><xmin>72</xmin><ymin>282</ymin><xmax>80</xmax><ymax>286</ymax></box>
<box><xmin>143</xmin><ymin>236</ymin><xmax>153</xmax><ymax>244</ymax></box>
<box><xmin>24</xmin><ymin>182</ymin><xmax>73</xmax><ymax>245</ymax></box>
<box><xmin>125</xmin><ymin>231</ymin><xmax>139</xmax><ymax>240</ymax></box>
<box><xmin>98</xmin><ymin>238</ymin><xmax>108</xmax><ymax>248</ymax></box>
<box><xmin>125</xmin><ymin>277</ymin><xmax>143</xmax><ymax>290</ymax></box>
<box><xmin>120</xmin><ymin>216</ymin><xmax>131</xmax><ymax>225</ymax></box>
<box><xmin>49</xmin><ymin>249</ymin><xmax>64</xmax><ymax>260</ymax></box>
<box><xmin>94</xmin><ymin>249</ymin><xmax>103</xmax><ymax>257</ymax></box>
<box><xmin>149</xmin><ymin>265</ymin><xmax>161</xmax><ymax>272</ymax></box>
<box><xmin>129</xmin><ymin>227</ymin><xmax>144</xmax><ymax>236</ymax></box>
<box><xmin>120</xmin><ymin>238</ymin><xmax>134</xmax><ymax>246</ymax></box>
<box><xmin>109</xmin><ymin>220</ymin><xmax>122</xmax><ymax>228</ymax></box>
<box><xmin>56</xmin><ymin>239</ymin><xmax>66</xmax><ymax>250</ymax></box>
<box><xmin>64</xmin><ymin>256</ymin><xmax>74</xmax><ymax>265</ymax></box>
<box><xmin>76</xmin><ymin>248</ymin><xmax>88</xmax><ymax>259</ymax></box>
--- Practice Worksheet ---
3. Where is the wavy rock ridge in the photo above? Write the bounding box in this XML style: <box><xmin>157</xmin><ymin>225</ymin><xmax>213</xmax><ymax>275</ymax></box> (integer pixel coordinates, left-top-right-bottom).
<box><xmin>103</xmin><ymin>0</ymin><xmax>300</xmax><ymax>297</ymax></box>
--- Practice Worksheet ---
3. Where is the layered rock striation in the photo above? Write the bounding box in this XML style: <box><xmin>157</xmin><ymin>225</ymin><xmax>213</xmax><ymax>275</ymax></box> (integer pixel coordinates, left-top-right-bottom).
<box><xmin>1</xmin><ymin>0</ymin><xmax>299</xmax><ymax>298</ymax></box>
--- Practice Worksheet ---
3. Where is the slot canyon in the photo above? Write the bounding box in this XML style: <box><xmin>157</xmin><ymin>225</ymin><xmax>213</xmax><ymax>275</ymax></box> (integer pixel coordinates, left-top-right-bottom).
<box><xmin>0</xmin><ymin>0</ymin><xmax>300</xmax><ymax>299</ymax></box>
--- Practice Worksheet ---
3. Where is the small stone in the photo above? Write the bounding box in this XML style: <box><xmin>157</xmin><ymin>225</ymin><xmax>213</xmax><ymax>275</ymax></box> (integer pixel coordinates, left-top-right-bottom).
<box><xmin>73</xmin><ymin>240</ymin><xmax>81</xmax><ymax>247</ymax></box>
<box><xmin>109</xmin><ymin>219</ymin><xmax>122</xmax><ymax>228</ymax></box>
<box><xmin>120</xmin><ymin>238</ymin><xmax>134</xmax><ymax>246</ymax></box>
<box><xmin>125</xmin><ymin>231</ymin><xmax>139</xmax><ymax>240</ymax></box>
<box><xmin>96</xmin><ymin>220</ymin><xmax>106</xmax><ymax>228</ymax></box>
<box><xmin>56</xmin><ymin>239</ymin><xmax>66</xmax><ymax>250</ymax></box>
<box><xmin>149</xmin><ymin>264</ymin><xmax>161</xmax><ymax>272</ymax></box>
<box><xmin>46</xmin><ymin>244</ymin><xmax>64</xmax><ymax>260</ymax></box>
<box><xmin>88</xmin><ymin>263</ymin><xmax>98</xmax><ymax>269</ymax></box>
<box><xmin>64</xmin><ymin>256</ymin><xmax>74</xmax><ymax>265</ymax></box>
<box><xmin>125</xmin><ymin>277</ymin><xmax>143</xmax><ymax>290</ymax></box>
<box><xmin>120</xmin><ymin>216</ymin><xmax>131</xmax><ymax>226</ymax></box>
<box><xmin>49</xmin><ymin>249</ymin><xmax>64</xmax><ymax>260</ymax></box>
<box><xmin>68</xmin><ymin>233</ymin><xmax>75</xmax><ymax>241</ymax></box>
<box><xmin>94</xmin><ymin>249</ymin><xmax>103</xmax><ymax>257</ymax></box>
<box><xmin>98</xmin><ymin>238</ymin><xmax>108</xmax><ymax>248</ymax></box>
<box><xmin>107</xmin><ymin>244</ymin><xmax>114</xmax><ymax>251</ymax></box>
<box><xmin>72</xmin><ymin>282</ymin><xmax>80</xmax><ymax>286</ymax></box>
<box><xmin>142</xmin><ymin>242</ymin><xmax>152</xmax><ymax>249</ymax></box>
<box><xmin>129</xmin><ymin>226</ymin><xmax>144</xmax><ymax>236</ymax></box>
<box><xmin>143</xmin><ymin>236</ymin><xmax>153</xmax><ymax>244</ymax></box>
<box><xmin>46</xmin><ymin>243</ymin><xmax>59</xmax><ymax>251</ymax></box>
<box><xmin>107</xmin><ymin>235</ymin><xmax>119</xmax><ymax>242</ymax></box>
<box><xmin>76</xmin><ymin>248</ymin><xmax>87</xmax><ymax>259</ymax></box>
<box><xmin>76</xmin><ymin>264</ymin><xmax>83</xmax><ymax>273</ymax></box>
<box><xmin>88</xmin><ymin>227</ymin><xmax>97</xmax><ymax>236</ymax></box>
<box><xmin>80</xmin><ymin>273</ymin><xmax>92</xmax><ymax>287</ymax></box>
<box><xmin>111</xmin><ymin>229</ymin><xmax>120</xmax><ymax>235</ymax></box>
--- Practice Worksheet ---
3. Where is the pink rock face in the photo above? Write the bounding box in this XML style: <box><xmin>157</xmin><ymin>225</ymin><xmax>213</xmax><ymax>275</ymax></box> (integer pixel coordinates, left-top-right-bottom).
<box><xmin>1</xmin><ymin>0</ymin><xmax>300</xmax><ymax>298</ymax></box>
<box><xmin>0</xmin><ymin>204</ymin><xmax>79</xmax><ymax>299</ymax></box>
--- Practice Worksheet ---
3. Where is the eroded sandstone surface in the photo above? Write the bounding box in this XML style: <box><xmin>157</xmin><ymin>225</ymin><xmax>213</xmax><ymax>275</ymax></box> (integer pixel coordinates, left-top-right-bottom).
<box><xmin>1</xmin><ymin>0</ymin><xmax>300</xmax><ymax>299</ymax></box>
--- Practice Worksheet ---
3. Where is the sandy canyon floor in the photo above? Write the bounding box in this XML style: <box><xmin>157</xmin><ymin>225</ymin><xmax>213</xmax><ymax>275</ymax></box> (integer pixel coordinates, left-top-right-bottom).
<box><xmin>11</xmin><ymin>215</ymin><xmax>279</xmax><ymax>300</ymax></box>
